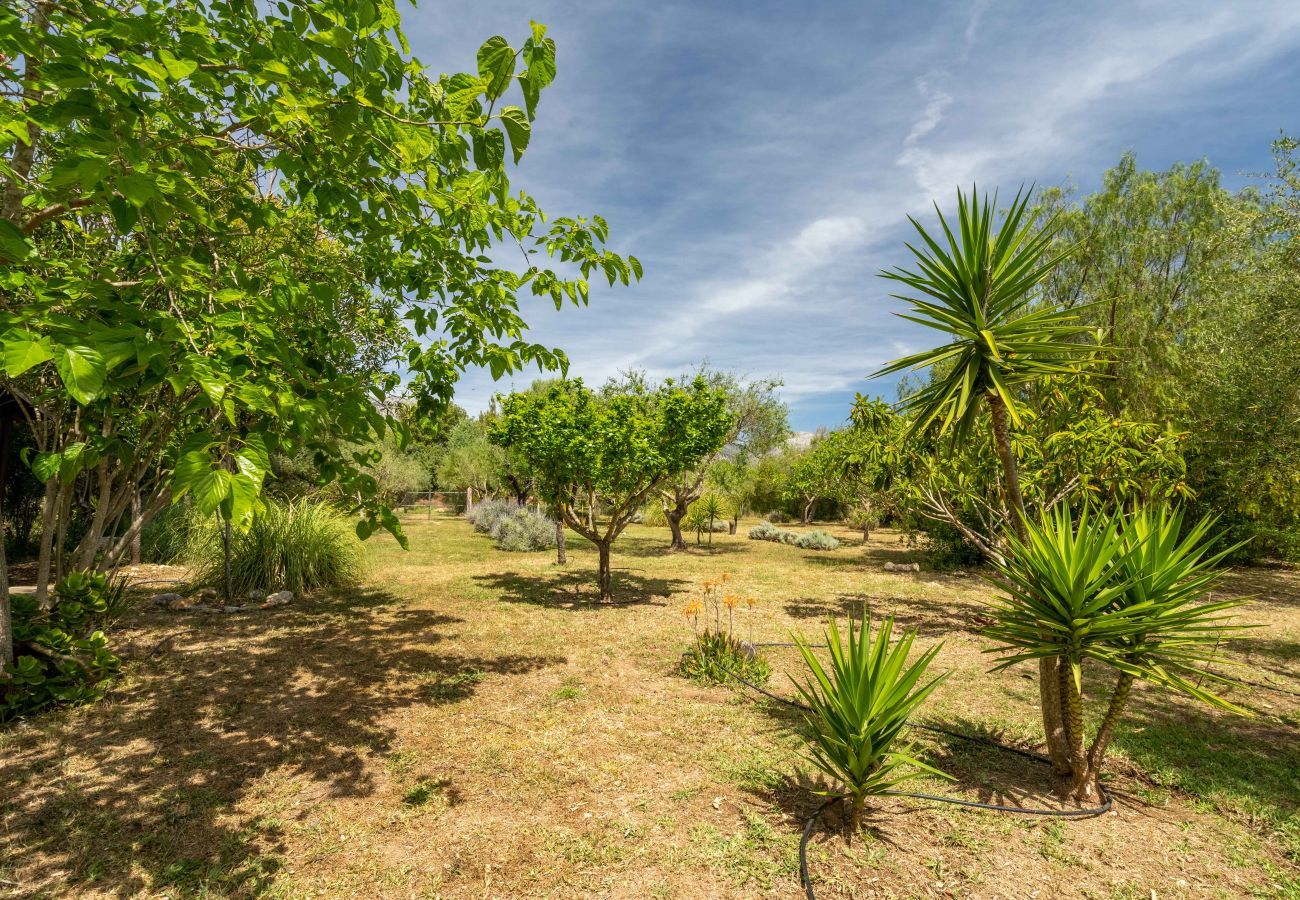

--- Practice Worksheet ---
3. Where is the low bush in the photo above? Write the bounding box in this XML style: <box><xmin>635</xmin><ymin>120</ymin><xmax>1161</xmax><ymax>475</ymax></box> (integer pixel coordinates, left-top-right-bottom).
<box><xmin>491</xmin><ymin>507</ymin><xmax>558</xmax><ymax>552</ymax></box>
<box><xmin>749</xmin><ymin>523</ymin><xmax>839</xmax><ymax>551</ymax></box>
<box><xmin>465</xmin><ymin>499</ymin><xmax>521</xmax><ymax>534</ymax></box>
<box><xmin>793</xmin><ymin>615</ymin><xmax>949</xmax><ymax>832</ymax></box>
<box><xmin>186</xmin><ymin>497</ymin><xmax>365</xmax><ymax>595</ymax></box>
<box><xmin>2</xmin><ymin>571</ymin><xmax>132</xmax><ymax>721</ymax></box>
<box><xmin>797</xmin><ymin>529</ymin><xmax>840</xmax><ymax>551</ymax></box>
<box><xmin>678</xmin><ymin>630</ymin><xmax>771</xmax><ymax>685</ymax></box>
<box><xmin>765</xmin><ymin>511</ymin><xmax>791</xmax><ymax>524</ymax></box>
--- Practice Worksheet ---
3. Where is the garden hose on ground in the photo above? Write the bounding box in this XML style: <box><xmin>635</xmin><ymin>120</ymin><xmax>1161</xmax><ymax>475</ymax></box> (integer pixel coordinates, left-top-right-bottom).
<box><xmin>709</xmin><ymin>659</ymin><xmax>1113</xmax><ymax>899</ymax></box>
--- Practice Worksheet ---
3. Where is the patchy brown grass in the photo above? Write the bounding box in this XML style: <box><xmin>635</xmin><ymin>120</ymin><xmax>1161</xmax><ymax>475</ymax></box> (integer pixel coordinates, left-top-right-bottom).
<box><xmin>2</xmin><ymin>513</ymin><xmax>1297</xmax><ymax>898</ymax></box>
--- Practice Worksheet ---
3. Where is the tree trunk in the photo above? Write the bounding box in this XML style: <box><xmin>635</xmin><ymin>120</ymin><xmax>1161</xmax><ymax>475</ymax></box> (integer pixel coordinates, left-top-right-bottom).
<box><xmin>1084</xmin><ymin>671</ymin><xmax>1134</xmax><ymax>795</ymax></box>
<box><xmin>465</xmin><ymin>485</ymin><xmax>473</xmax><ymax>512</ymax></box>
<box><xmin>1061</xmin><ymin>663</ymin><xmax>1093</xmax><ymax>801</ymax></box>
<box><xmin>988</xmin><ymin>392</ymin><xmax>1071</xmax><ymax>775</ymax></box>
<box><xmin>728</xmin><ymin>516</ymin><xmax>737</xmax><ymax>535</ymax></box>
<box><xmin>33</xmin><ymin>478</ymin><xmax>59</xmax><ymax>608</ymax></box>
<box><xmin>801</xmin><ymin>497</ymin><xmax>816</xmax><ymax>524</ymax></box>
<box><xmin>1</xmin><ymin>1</ymin><xmax>52</xmax><ymax>230</ymax></box>
<box><xmin>665</xmin><ymin>500</ymin><xmax>689</xmax><ymax>551</ymax></box>
<box><xmin>555</xmin><ymin>520</ymin><xmax>567</xmax><ymax>565</ymax></box>
<box><xmin>222</xmin><ymin>518</ymin><xmax>233</xmax><ymax>603</ymax></box>
<box><xmin>707</xmin><ymin>514</ymin><xmax>714</xmax><ymax>546</ymax></box>
<box><xmin>596</xmin><ymin>540</ymin><xmax>612</xmax><ymax>602</ymax></box>
<box><xmin>0</xmin><ymin>417</ymin><xmax>12</xmax><ymax>669</ymax></box>
<box><xmin>130</xmin><ymin>491</ymin><xmax>142</xmax><ymax>565</ymax></box>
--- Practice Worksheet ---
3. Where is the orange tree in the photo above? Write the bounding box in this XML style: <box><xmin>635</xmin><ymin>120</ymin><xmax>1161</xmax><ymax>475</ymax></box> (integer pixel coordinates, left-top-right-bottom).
<box><xmin>491</xmin><ymin>378</ymin><xmax>731</xmax><ymax>601</ymax></box>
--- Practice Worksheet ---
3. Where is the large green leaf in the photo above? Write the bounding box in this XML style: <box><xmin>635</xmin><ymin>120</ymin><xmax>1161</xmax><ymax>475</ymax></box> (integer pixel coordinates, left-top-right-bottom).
<box><xmin>2</xmin><ymin>332</ymin><xmax>55</xmax><ymax>376</ymax></box>
<box><xmin>476</xmin><ymin>36</ymin><xmax>515</xmax><ymax>101</ymax></box>
<box><xmin>54</xmin><ymin>346</ymin><xmax>106</xmax><ymax>404</ymax></box>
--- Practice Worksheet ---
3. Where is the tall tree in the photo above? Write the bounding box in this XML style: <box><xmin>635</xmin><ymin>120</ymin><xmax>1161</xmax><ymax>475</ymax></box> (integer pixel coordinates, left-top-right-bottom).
<box><xmin>0</xmin><ymin>4</ymin><xmax>640</xmax><ymax>662</ymax></box>
<box><xmin>491</xmin><ymin>378</ymin><xmax>731</xmax><ymax>601</ymax></box>
<box><xmin>873</xmin><ymin>186</ymin><xmax>1098</xmax><ymax>781</ymax></box>
<box><xmin>648</xmin><ymin>370</ymin><xmax>787</xmax><ymax>549</ymax></box>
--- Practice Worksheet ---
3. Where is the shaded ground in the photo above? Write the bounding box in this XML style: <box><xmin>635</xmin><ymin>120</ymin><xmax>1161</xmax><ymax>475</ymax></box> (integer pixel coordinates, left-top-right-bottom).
<box><xmin>1</xmin><ymin>516</ymin><xmax>1296</xmax><ymax>898</ymax></box>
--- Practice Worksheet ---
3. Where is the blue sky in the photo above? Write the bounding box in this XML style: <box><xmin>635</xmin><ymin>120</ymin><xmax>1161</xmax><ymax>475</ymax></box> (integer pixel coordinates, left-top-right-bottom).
<box><xmin>405</xmin><ymin>0</ymin><xmax>1300</xmax><ymax>431</ymax></box>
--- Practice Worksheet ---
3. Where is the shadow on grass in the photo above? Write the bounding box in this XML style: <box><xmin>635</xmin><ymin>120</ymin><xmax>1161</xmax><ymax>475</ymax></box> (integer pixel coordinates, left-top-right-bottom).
<box><xmin>0</xmin><ymin>586</ymin><xmax>561</xmax><ymax>897</ymax></box>
<box><xmin>611</xmin><ymin>534</ymin><xmax>751</xmax><ymax>558</ymax></box>
<box><xmin>1112</xmin><ymin>686</ymin><xmax>1300</xmax><ymax>841</ymax></box>
<box><xmin>781</xmin><ymin>592</ymin><xmax>991</xmax><ymax>638</ymax></box>
<box><xmin>472</xmin><ymin>569</ymin><xmax>691</xmax><ymax>609</ymax></box>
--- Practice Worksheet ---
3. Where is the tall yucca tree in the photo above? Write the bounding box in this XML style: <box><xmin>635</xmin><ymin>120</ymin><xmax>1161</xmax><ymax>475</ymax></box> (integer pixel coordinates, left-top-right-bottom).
<box><xmin>873</xmin><ymin>186</ymin><xmax>1098</xmax><ymax>773</ymax></box>
<box><xmin>985</xmin><ymin>504</ymin><xmax>1247</xmax><ymax>801</ymax></box>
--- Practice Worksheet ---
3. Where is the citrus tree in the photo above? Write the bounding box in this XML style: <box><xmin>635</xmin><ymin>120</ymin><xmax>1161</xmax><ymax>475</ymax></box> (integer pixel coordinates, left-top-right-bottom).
<box><xmin>491</xmin><ymin>378</ymin><xmax>731</xmax><ymax>601</ymax></box>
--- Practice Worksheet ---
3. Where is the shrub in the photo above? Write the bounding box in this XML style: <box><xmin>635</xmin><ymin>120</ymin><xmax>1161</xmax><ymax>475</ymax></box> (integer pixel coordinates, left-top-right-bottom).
<box><xmin>640</xmin><ymin>503</ymin><xmax>668</xmax><ymax>527</ymax></box>
<box><xmin>797</xmin><ymin>529</ymin><xmax>840</xmax><ymax>551</ymax></box>
<box><xmin>2</xmin><ymin>571</ymin><xmax>131</xmax><ymax>721</ymax></box>
<box><xmin>465</xmin><ymin>498</ymin><xmax>520</xmax><ymax>534</ymax></box>
<box><xmin>186</xmin><ymin>497</ymin><xmax>365</xmax><ymax>595</ymax></box>
<box><xmin>492</xmin><ymin>507</ymin><xmax>558</xmax><ymax>552</ymax></box>
<box><xmin>765</xmin><ymin>511</ymin><xmax>791</xmax><ymax>524</ymax></box>
<box><xmin>793</xmin><ymin>616</ymin><xmax>949</xmax><ymax>832</ymax></box>
<box><xmin>749</xmin><ymin>521</ymin><xmax>780</xmax><ymax>540</ymax></box>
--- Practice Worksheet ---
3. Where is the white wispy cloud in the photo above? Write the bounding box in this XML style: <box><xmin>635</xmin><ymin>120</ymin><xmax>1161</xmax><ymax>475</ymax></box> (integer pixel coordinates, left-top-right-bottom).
<box><xmin>403</xmin><ymin>0</ymin><xmax>1300</xmax><ymax>428</ymax></box>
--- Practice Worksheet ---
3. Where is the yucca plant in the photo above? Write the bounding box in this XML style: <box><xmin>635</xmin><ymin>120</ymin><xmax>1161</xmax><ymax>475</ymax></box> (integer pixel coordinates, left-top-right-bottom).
<box><xmin>984</xmin><ymin>504</ymin><xmax>1247</xmax><ymax>801</ymax></box>
<box><xmin>873</xmin><ymin>185</ymin><xmax>1100</xmax><ymax>772</ymax></box>
<box><xmin>792</xmin><ymin>616</ymin><xmax>949</xmax><ymax>834</ymax></box>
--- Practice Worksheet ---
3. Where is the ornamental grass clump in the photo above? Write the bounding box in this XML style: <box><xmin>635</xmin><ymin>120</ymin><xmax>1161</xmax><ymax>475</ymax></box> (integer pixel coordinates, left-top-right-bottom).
<box><xmin>793</xmin><ymin>616</ymin><xmax>949</xmax><ymax>834</ymax></box>
<box><xmin>677</xmin><ymin>574</ymin><xmax>769</xmax><ymax>684</ymax></box>
<box><xmin>984</xmin><ymin>504</ymin><xmax>1248</xmax><ymax>802</ymax></box>
<box><xmin>186</xmin><ymin>497</ymin><xmax>365</xmax><ymax>596</ymax></box>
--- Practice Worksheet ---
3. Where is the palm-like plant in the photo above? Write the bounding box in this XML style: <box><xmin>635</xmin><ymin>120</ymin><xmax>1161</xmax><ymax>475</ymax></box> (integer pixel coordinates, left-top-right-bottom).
<box><xmin>793</xmin><ymin>616</ymin><xmax>949</xmax><ymax>833</ymax></box>
<box><xmin>873</xmin><ymin>185</ymin><xmax>1098</xmax><ymax>772</ymax></box>
<box><xmin>984</xmin><ymin>504</ymin><xmax>1247</xmax><ymax>801</ymax></box>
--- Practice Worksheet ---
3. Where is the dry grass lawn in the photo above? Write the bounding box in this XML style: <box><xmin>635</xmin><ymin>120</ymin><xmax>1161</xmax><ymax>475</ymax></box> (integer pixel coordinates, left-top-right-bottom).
<box><xmin>2</xmin><ymin>512</ymin><xmax>1298</xmax><ymax>898</ymax></box>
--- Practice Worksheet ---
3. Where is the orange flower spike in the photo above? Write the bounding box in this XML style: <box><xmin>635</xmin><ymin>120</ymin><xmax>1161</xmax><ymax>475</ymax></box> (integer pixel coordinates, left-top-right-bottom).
<box><xmin>723</xmin><ymin>594</ymin><xmax>740</xmax><ymax>610</ymax></box>
<box><xmin>720</xmin><ymin>572</ymin><xmax>732</xmax><ymax>583</ymax></box>
<box><xmin>745</xmin><ymin>596</ymin><xmax>757</xmax><ymax>609</ymax></box>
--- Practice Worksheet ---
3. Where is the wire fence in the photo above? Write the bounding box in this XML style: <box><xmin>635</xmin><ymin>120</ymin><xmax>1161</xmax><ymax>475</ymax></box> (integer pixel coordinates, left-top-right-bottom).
<box><xmin>395</xmin><ymin>490</ymin><xmax>468</xmax><ymax>518</ymax></box>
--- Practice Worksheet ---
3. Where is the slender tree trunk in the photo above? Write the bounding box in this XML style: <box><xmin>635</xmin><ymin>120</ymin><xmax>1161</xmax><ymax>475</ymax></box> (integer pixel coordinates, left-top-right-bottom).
<box><xmin>0</xmin><ymin>419</ymin><xmax>11</xmax><ymax>669</ymax></box>
<box><xmin>728</xmin><ymin>516</ymin><xmax>737</xmax><ymax>535</ymax></box>
<box><xmin>665</xmin><ymin>500</ymin><xmax>689</xmax><ymax>551</ymax></box>
<box><xmin>596</xmin><ymin>540</ymin><xmax>612</xmax><ymax>602</ymax></box>
<box><xmin>988</xmin><ymin>393</ymin><xmax>1071</xmax><ymax>775</ymax></box>
<box><xmin>801</xmin><ymin>497</ymin><xmax>815</xmax><ymax>524</ymax></box>
<box><xmin>555</xmin><ymin>520</ymin><xmax>566</xmax><ymax>565</ymax></box>
<box><xmin>1061</xmin><ymin>664</ymin><xmax>1094</xmax><ymax>801</ymax></box>
<box><xmin>33</xmin><ymin>478</ymin><xmax>59</xmax><ymax>608</ymax></box>
<box><xmin>1085</xmin><ymin>671</ymin><xmax>1134</xmax><ymax>792</ymax></box>
<box><xmin>222</xmin><ymin>518</ymin><xmax>233</xmax><ymax>603</ymax></box>
<box><xmin>707</xmin><ymin>514</ymin><xmax>714</xmax><ymax>546</ymax></box>
<box><xmin>129</xmin><ymin>491</ymin><xmax>142</xmax><ymax>565</ymax></box>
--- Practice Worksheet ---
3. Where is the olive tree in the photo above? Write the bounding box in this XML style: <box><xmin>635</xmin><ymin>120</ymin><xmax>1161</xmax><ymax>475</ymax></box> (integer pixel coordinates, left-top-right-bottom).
<box><xmin>491</xmin><ymin>378</ymin><xmax>731</xmax><ymax>601</ymax></box>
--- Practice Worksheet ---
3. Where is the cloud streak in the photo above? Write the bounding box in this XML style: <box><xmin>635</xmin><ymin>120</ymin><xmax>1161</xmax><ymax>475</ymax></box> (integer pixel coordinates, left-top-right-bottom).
<box><xmin>406</xmin><ymin>0</ymin><xmax>1300</xmax><ymax>429</ymax></box>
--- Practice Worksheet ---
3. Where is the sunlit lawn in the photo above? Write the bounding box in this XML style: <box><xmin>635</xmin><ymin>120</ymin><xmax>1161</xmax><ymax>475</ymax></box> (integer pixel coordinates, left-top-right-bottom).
<box><xmin>2</xmin><ymin>512</ymin><xmax>1297</xmax><ymax>897</ymax></box>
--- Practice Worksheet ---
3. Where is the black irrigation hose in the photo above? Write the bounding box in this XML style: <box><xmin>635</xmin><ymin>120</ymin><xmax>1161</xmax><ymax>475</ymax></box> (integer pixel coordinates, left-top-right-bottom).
<box><xmin>709</xmin><ymin>660</ymin><xmax>1112</xmax><ymax>898</ymax></box>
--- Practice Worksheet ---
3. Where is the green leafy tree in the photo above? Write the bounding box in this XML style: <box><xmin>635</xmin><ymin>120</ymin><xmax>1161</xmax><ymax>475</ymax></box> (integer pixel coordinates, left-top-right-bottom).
<box><xmin>435</xmin><ymin>419</ymin><xmax>504</xmax><ymax>500</ymax></box>
<box><xmin>0</xmin><ymin>3</ymin><xmax>640</xmax><ymax>664</ymax></box>
<box><xmin>491</xmin><ymin>378</ymin><xmax>731</xmax><ymax>601</ymax></box>
<box><xmin>873</xmin><ymin>186</ymin><xmax>1098</xmax><ymax>777</ymax></box>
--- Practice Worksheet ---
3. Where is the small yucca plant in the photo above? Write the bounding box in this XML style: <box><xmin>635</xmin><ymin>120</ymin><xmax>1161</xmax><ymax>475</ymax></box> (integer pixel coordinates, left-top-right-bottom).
<box><xmin>793</xmin><ymin>616</ymin><xmax>949</xmax><ymax>833</ymax></box>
